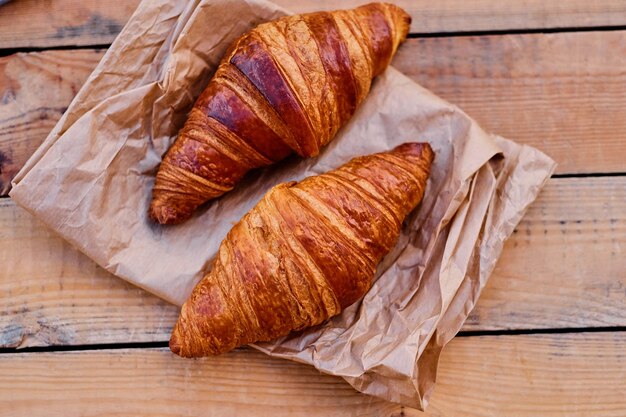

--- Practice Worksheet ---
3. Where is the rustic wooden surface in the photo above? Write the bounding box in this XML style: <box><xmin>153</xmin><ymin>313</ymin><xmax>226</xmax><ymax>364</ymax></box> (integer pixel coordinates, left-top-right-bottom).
<box><xmin>0</xmin><ymin>0</ymin><xmax>624</xmax><ymax>416</ymax></box>
<box><xmin>0</xmin><ymin>49</ymin><xmax>104</xmax><ymax>194</ymax></box>
<box><xmin>0</xmin><ymin>0</ymin><xmax>140</xmax><ymax>48</ymax></box>
<box><xmin>1</xmin><ymin>334</ymin><xmax>624</xmax><ymax>417</ymax></box>
<box><xmin>2</xmin><ymin>0</ymin><xmax>626</xmax><ymax>48</ymax></box>
<box><xmin>3</xmin><ymin>31</ymin><xmax>626</xmax><ymax>195</ymax></box>
<box><xmin>2</xmin><ymin>176</ymin><xmax>624</xmax><ymax>347</ymax></box>
<box><xmin>396</xmin><ymin>31</ymin><xmax>626</xmax><ymax>175</ymax></box>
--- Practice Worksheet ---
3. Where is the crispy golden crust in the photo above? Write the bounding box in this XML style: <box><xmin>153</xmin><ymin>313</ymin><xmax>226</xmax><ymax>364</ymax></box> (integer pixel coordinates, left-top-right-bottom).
<box><xmin>170</xmin><ymin>142</ymin><xmax>434</xmax><ymax>357</ymax></box>
<box><xmin>150</xmin><ymin>3</ymin><xmax>411</xmax><ymax>224</ymax></box>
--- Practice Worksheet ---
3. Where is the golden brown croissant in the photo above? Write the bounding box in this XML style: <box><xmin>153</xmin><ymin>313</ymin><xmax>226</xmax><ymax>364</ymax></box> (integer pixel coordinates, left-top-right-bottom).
<box><xmin>150</xmin><ymin>3</ymin><xmax>411</xmax><ymax>224</ymax></box>
<box><xmin>170</xmin><ymin>142</ymin><xmax>434</xmax><ymax>357</ymax></box>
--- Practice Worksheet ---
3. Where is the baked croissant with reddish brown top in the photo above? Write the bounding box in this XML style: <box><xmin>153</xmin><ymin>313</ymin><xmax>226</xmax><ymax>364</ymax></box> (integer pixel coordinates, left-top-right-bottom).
<box><xmin>170</xmin><ymin>142</ymin><xmax>433</xmax><ymax>357</ymax></box>
<box><xmin>150</xmin><ymin>3</ymin><xmax>411</xmax><ymax>224</ymax></box>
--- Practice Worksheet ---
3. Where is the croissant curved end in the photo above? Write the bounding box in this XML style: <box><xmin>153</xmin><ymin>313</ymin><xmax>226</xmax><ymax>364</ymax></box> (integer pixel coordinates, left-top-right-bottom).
<box><xmin>382</xmin><ymin>2</ymin><xmax>412</xmax><ymax>43</ymax></box>
<box><xmin>149</xmin><ymin>198</ymin><xmax>192</xmax><ymax>225</ymax></box>
<box><xmin>170</xmin><ymin>317</ymin><xmax>195</xmax><ymax>357</ymax></box>
<box><xmin>393</xmin><ymin>142</ymin><xmax>434</xmax><ymax>162</ymax></box>
<box><xmin>169</xmin><ymin>329</ymin><xmax>182</xmax><ymax>356</ymax></box>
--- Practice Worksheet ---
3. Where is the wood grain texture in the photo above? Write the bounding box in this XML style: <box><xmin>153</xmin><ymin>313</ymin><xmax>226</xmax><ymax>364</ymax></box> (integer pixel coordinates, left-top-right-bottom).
<box><xmin>2</xmin><ymin>177</ymin><xmax>624</xmax><ymax>348</ymax></box>
<box><xmin>395</xmin><ymin>31</ymin><xmax>626</xmax><ymax>175</ymax></box>
<box><xmin>0</xmin><ymin>49</ymin><xmax>105</xmax><ymax>194</ymax></box>
<box><xmin>426</xmin><ymin>332</ymin><xmax>626</xmax><ymax>417</ymax></box>
<box><xmin>275</xmin><ymin>0</ymin><xmax>626</xmax><ymax>34</ymax></box>
<box><xmin>2</xmin><ymin>0</ymin><xmax>626</xmax><ymax>48</ymax></box>
<box><xmin>0</xmin><ymin>198</ymin><xmax>178</xmax><ymax>348</ymax></box>
<box><xmin>464</xmin><ymin>176</ymin><xmax>626</xmax><ymax>330</ymax></box>
<box><xmin>0</xmin><ymin>0</ymin><xmax>140</xmax><ymax>49</ymax></box>
<box><xmin>1</xmin><ymin>333</ymin><xmax>624</xmax><ymax>416</ymax></box>
<box><xmin>2</xmin><ymin>31</ymin><xmax>625</xmax><ymax>195</ymax></box>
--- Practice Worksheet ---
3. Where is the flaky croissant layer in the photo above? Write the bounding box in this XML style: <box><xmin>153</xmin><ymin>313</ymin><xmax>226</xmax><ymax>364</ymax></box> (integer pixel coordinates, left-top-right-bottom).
<box><xmin>150</xmin><ymin>3</ymin><xmax>411</xmax><ymax>224</ymax></box>
<box><xmin>170</xmin><ymin>142</ymin><xmax>434</xmax><ymax>357</ymax></box>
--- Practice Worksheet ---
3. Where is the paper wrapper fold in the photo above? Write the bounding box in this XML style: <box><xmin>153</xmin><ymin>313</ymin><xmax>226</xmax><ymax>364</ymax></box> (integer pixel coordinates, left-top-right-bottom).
<box><xmin>10</xmin><ymin>0</ymin><xmax>556</xmax><ymax>409</ymax></box>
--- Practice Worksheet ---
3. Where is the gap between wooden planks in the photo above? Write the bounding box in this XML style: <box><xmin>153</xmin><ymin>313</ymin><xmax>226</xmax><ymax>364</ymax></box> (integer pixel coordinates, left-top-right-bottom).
<box><xmin>1</xmin><ymin>176</ymin><xmax>624</xmax><ymax>348</ymax></box>
<box><xmin>1</xmin><ymin>333</ymin><xmax>624</xmax><ymax>417</ymax></box>
<box><xmin>1</xmin><ymin>0</ymin><xmax>626</xmax><ymax>49</ymax></box>
<box><xmin>2</xmin><ymin>31</ymin><xmax>626</xmax><ymax>195</ymax></box>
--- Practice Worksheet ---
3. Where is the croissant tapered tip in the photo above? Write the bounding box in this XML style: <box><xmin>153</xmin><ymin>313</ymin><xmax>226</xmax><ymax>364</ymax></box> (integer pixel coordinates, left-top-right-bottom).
<box><xmin>392</xmin><ymin>142</ymin><xmax>434</xmax><ymax>162</ymax></box>
<box><xmin>169</xmin><ymin>330</ymin><xmax>182</xmax><ymax>356</ymax></box>
<box><xmin>170</xmin><ymin>318</ymin><xmax>193</xmax><ymax>357</ymax></box>
<box><xmin>149</xmin><ymin>197</ymin><xmax>192</xmax><ymax>225</ymax></box>
<box><xmin>377</xmin><ymin>2</ymin><xmax>411</xmax><ymax>42</ymax></box>
<box><xmin>383</xmin><ymin>3</ymin><xmax>411</xmax><ymax>22</ymax></box>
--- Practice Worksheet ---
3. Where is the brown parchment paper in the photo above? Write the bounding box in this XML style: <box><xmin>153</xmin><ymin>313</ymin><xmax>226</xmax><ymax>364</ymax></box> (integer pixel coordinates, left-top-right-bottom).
<box><xmin>10</xmin><ymin>0</ymin><xmax>556</xmax><ymax>409</ymax></box>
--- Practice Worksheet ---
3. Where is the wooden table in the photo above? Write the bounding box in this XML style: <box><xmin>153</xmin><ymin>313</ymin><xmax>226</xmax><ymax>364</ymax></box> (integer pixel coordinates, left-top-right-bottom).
<box><xmin>1</xmin><ymin>1</ymin><xmax>625</xmax><ymax>416</ymax></box>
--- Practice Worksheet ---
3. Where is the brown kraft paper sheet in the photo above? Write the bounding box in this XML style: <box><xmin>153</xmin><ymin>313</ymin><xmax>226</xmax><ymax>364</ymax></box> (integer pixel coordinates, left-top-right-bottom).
<box><xmin>10</xmin><ymin>0</ymin><xmax>556</xmax><ymax>409</ymax></box>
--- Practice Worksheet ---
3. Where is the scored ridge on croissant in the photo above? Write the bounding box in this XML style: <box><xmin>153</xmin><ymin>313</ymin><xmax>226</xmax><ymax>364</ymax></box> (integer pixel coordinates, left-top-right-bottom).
<box><xmin>170</xmin><ymin>142</ymin><xmax>434</xmax><ymax>357</ymax></box>
<box><xmin>150</xmin><ymin>3</ymin><xmax>412</xmax><ymax>224</ymax></box>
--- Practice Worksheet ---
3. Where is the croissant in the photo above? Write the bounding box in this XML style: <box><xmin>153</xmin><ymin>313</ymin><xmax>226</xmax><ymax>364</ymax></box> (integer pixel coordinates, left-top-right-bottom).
<box><xmin>170</xmin><ymin>142</ymin><xmax>433</xmax><ymax>357</ymax></box>
<box><xmin>150</xmin><ymin>3</ymin><xmax>411</xmax><ymax>224</ymax></box>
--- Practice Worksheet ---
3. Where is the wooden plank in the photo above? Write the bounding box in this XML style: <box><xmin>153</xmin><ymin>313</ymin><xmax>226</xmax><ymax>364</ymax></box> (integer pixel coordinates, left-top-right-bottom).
<box><xmin>464</xmin><ymin>176</ymin><xmax>626</xmax><ymax>330</ymax></box>
<box><xmin>2</xmin><ymin>31</ymin><xmax>625</xmax><ymax>194</ymax></box>
<box><xmin>1</xmin><ymin>177</ymin><xmax>624</xmax><ymax>348</ymax></box>
<box><xmin>0</xmin><ymin>333</ymin><xmax>624</xmax><ymax>416</ymax></box>
<box><xmin>0</xmin><ymin>199</ymin><xmax>178</xmax><ymax>348</ymax></box>
<box><xmin>0</xmin><ymin>196</ymin><xmax>178</xmax><ymax>348</ymax></box>
<box><xmin>0</xmin><ymin>0</ymin><xmax>140</xmax><ymax>49</ymax></box>
<box><xmin>2</xmin><ymin>0</ymin><xmax>626</xmax><ymax>49</ymax></box>
<box><xmin>394</xmin><ymin>31</ymin><xmax>626</xmax><ymax>175</ymax></box>
<box><xmin>275</xmin><ymin>0</ymin><xmax>626</xmax><ymax>34</ymax></box>
<box><xmin>0</xmin><ymin>49</ymin><xmax>105</xmax><ymax>194</ymax></box>
<box><xmin>426</xmin><ymin>333</ymin><xmax>626</xmax><ymax>417</ymax></box>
